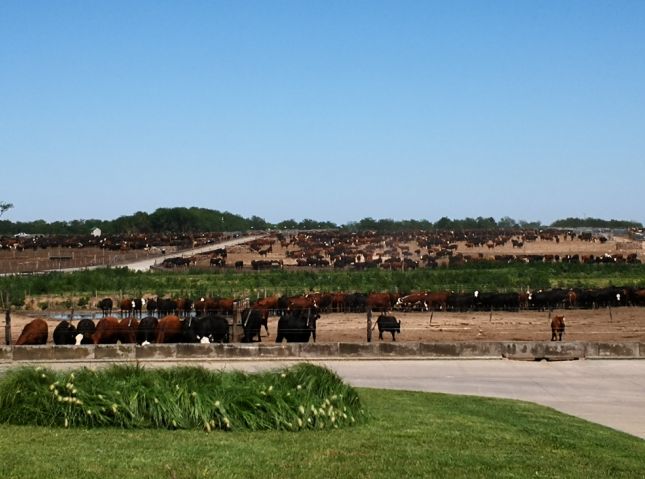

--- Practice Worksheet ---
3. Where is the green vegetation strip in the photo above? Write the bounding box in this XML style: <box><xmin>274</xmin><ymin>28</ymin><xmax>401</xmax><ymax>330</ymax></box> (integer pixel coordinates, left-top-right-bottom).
<box><xmin>0</xmin><ymin>364</ymin><xmax>364</xmax><ymax>432</ymax></box>
<box><xmin>0</xmin><ymin>387</ymin><xmax>643</xmax><ymax>479</ymax></box>
<box><xmin>3</xmin><ymin>263</ymin><xmax>645</xmax><ymax>307</ymax></box>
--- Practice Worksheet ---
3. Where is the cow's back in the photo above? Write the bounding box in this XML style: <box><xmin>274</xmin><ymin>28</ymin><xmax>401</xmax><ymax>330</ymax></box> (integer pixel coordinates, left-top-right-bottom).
<box><xmin>16</xmin><ymin>318</ymin><xmax>49</xmax><ymax>346</ymax></box>
<box><xmin>155</xmin><ymin>315</ymin><xmax>183</xmax><ymax>343</ymax></box>
<box><xmin>92</xmin><ymin>316</ymin><xmax>121</xmax><ymax>344</ymax></box>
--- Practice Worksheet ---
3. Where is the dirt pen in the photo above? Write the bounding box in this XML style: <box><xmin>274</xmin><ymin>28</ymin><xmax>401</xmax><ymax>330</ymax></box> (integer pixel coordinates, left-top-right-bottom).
<box><xmin>3</xmin><ymin>307</ymin><xmax>645</xmax><ymax>346</ymax></box>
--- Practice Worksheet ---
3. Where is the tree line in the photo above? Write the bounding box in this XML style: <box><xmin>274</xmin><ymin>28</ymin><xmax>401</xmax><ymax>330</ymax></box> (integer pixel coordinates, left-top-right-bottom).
<box><xmin>0</xmin><ymin>206</ymin><xmax>641</xmax><ymax>235</ymax></box>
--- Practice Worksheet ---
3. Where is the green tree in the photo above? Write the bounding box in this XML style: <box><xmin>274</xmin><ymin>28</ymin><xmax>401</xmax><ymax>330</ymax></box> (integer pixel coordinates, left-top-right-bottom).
<box><xmin>498</xmin><ymin>216</ymin><xmax>518</xmax><ymax>229</ymax></box>
<box><xmin>0</xmin><ymin>202</ymin><xmax>13</xmax><ymax>219</ymax></box>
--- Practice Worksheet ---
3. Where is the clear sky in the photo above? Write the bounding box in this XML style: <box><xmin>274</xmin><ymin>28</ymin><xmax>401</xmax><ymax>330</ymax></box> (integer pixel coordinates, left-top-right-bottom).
<box><xmin>2</xmin><ymin>1</ymin><xmax>644</xmax><ymax>226</ymax></box>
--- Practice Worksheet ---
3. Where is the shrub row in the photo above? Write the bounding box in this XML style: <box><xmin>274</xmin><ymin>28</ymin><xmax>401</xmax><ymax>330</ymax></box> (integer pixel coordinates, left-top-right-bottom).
<box><xmin>0</xmin><ymin>363</ymin><xmax>365</xmax><ymax>432</ymax></box>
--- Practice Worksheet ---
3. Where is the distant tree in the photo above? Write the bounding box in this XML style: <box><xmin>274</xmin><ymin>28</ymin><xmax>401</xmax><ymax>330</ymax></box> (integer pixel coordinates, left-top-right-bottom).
<box><xmin>498</xmin><ymin>216</ymin><xmax>518</xmax><ymax>229</ymax></box>
<box><xmin>276</xmin><ymin>219</ymin><xmax>298</xmax><ymax>230</ymax></box>
<box><xmin>434</xmin><ymin>216</ymin><xmax>453</xmax><ymax>230</ymax></box>
<box><xmin>357</xmin><ymin>217</ymin><xmax>379</xmax><ymax>230</ymax></box>
<box><xmin>0</xmin><ymin>202</ymin><xmax>13</xmax><ymax>219</ymax></box>
<box><xmin>518</xmin><ymin>219</ymin><xmax>542</xmax><ymax>229</ymax></box>
<box><xmin>475</xmin><ymin>216</ymin><xmax>497</xmax><ymax>229</ymax></box>
<box><xmin>550</xmin><ymin>217</ymin><xmax>642</xmax><ymax>229</ymax></box>
<box><xmin>249</xmin><ymin>215</ymin><xmax>269</xmax><ymax>230</ymax></box>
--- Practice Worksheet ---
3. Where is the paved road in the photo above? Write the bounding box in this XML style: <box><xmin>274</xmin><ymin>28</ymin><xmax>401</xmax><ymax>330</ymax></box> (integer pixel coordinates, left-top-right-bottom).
<box><xmin>0</xmin><ymin>234</ymin><xmax>268</xmax><ymax>275</ymax></box>
<box><xmin>124</xmin><ymin>234</ymin><xmax>268</xmax><ymax>272</ymax></box>
<box><xmin>202</xmin><ymin>359</ymin><xmax>645</xmax><ymax>439</ymax></box>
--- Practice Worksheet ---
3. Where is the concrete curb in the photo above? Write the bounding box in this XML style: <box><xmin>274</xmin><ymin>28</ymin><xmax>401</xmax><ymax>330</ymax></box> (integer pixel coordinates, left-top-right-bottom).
<box><xmin>1</xmin><ymin>341</ymin><xmax>642</xmax><ymax>364</ymax></box>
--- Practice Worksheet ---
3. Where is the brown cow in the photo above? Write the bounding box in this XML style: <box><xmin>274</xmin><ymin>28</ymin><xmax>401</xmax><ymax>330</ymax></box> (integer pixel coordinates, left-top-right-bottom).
<box><xmin>287</xmin><ymin>295</ymin><xmax>318</xmax><ymax>311</ymax></box>
<box><xmin>213</xmin><ymin>297</ymin><xmax>235</xmax><ymax>315</ymax></box>
<box><xmin>631</xmin><ymin>288</ymin><xmax>645</xmax><ymax>306</ymax></box>
<box><xmin>155</xmin><ymin>315</ymin><xmax>184</xmax><ymax>343</ymax></box>
<box><xmin>176</xmin><ymin>298</ymin><xmax>193</xmax><ymax>317</ymax></box>
<box><xmin>367</xmin><ymin>292</ymin><xmax>398</xmax><ymax>312</ymax></box>
<box><xmin>426</xmin><ymin>291</ymin><xmax>450</xmax><ymax>311</ymax></box>
<box><xmin>118</xmin><ymin>317</ymin><xmax>139</xmax><ymax>343</ymax></box>
<box><xmin>253</xmin><ymin>295</ymin><xmax>280</xmax><ymax>311</ymax></box>
<box><xmin>92</xmin><ymin>316</ymin><xmax>138</xmax><ymax>344</ymax></box>
<box><xmin>92</xmin><ymin>317</ymin><xmax>122</xmax><ymax>344</ymax></box>
<box><xmin>565</xmin><ymin>290</ymin><xmax>577</xmax><ymax>309</ymax></box>
<box><xmin>194</xmin><ymin>297</ymin><xmax>218</xmax><ymax>315</ymax></box>
<box><xmin>119</xmin><ymin>299</ymin><xmax>134</xmax><ymax>318</ymax></box>
<box><xmin>15</xmin><ymin>318</ymin><xmax>49</xmax><ymax>345</ymax></box>
<box><xmin>328</xmin><ymin>292</ymin><xmax>347</xmax><ymax>312</ymax></box>
<box><xmin>518</xmin><ymin>291</ymin><xmax>531</xmax><ymax>310</ymax></box>
<box><xmin>251</xmin><ymin>296</ymin><xmax>280</xmax><ymax>325</ymax></box>
<box><xmin>551</xmin><ymin>315</ymin><xmax>566</xmax><ymax>341</ymax></box>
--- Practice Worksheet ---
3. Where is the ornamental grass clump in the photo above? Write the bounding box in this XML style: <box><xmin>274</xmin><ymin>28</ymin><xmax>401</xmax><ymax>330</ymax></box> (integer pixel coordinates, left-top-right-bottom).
<box><xmin>0</xmin><ymin>363</ymin><xmax>365</xmax><ymax>432</ymax></box>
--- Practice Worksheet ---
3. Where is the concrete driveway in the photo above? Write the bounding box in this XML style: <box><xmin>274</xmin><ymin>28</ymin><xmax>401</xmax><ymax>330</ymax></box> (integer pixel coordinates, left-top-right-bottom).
<box><xmin>212</xmin><ymin>359</ymin><xmax>645</xmax><ymax>439</ymax></box>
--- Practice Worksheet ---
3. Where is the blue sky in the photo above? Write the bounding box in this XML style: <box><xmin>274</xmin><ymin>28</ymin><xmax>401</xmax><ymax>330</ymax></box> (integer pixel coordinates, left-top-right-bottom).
<box><xmin>2</xmin><ymin>1</ymin><xmax>644</xmax><ymax>225</ymax></box>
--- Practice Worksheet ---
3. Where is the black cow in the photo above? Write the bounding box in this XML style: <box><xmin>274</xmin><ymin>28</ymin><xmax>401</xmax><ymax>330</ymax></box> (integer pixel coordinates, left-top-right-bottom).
<box><xmin>529</xmin><ymin>289</ymin><xmax>567</xmax><ymax>311</ymax></box>
<box><xmin>146</xmin><ymin>297</ymin><xmax>158</xmax><ymax>316</ymax></box>
<box><xmin>345</xmin><ymin>292</ymin><xmax>368</xmax><ymax>313</ymax></box>
<box><xmin>157</xmin><ymin>298</ymin><xmax>178</xmax><ymax>317</ymax></box>
<box><xmin>53</xmin><ymin>320</ymin><xmax>77</xmax><ymax>345</ymax></box>
<box><xmin>375</xmin><ymin>314</ymin><xmax>400</xmax><ymax>341</ymax></box>
<box><xmin>97</xmin><ymin>298</ymin><xmax>113</xmax><ymax>317</ymax></box>
<box><xmin>275</xmin><ymin>309</ymin><xmax>320</xmax><ymax>343</ymax></box>
<box><xmin>184</xmin><ymin>315</ymin><xmax>230</xmax><ymax>344</ymax></box>
<box><xmin>137</xmin><ymin>315</ymin><xmax>159</xmax><ymax>345</ymax></box>
<box><xmin>447</xmin><ymin>292</ymin><xmax>476</xmax><ymax>312</ymax></box>
<box><xmin>240</xmin><ymin>308</ymin><xmax>269</xmax><ymax>343</ymax></box>
<box><xmin>75</xmin><ymin>318</ymin><xmax>96</xmax><ymax>345</ymax></box>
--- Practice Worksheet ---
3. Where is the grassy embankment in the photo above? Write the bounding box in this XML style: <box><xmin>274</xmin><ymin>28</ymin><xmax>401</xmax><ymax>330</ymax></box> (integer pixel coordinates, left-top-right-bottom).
<box><xmin>0</xmin><ymin>369</ymin><xmax>643</xmax><ymax>478</ymax></box>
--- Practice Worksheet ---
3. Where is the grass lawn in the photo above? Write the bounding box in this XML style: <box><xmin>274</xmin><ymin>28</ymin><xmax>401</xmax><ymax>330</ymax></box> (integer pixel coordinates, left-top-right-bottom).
<box><xmin>1</xmin><ymin>387</ymin><xmax>643</xmax><ymax>479</ymax></box>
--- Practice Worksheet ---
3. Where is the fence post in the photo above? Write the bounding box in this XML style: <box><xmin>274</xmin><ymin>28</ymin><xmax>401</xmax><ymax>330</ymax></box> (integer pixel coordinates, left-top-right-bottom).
<box><xmin>231</xmin><ymin>302</ymin><xmax>243</xmax><ymax>342</ymax></box>
<box><xmin>4</xmin><ymin>292</ymin><xmax>11</xmax><ymax>346</ymax></box>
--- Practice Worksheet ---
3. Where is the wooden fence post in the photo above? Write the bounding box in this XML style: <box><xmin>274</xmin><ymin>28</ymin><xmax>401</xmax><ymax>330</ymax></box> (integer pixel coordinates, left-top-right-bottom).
<box><xmin>231</xmin><ymin>301</ymin><xmax>245</xmax><ymax>342</ymax></box>
<box><xmin>4</xmin><ymin>292</ymin><xmax>11</xmax><ymax>346</ymax></box>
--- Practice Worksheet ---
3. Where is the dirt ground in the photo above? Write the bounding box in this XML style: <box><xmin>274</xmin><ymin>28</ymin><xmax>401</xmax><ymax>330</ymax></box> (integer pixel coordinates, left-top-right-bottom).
<box><xmin>3</xmin><ymin>232</ymin><xmax>644</xmax><ymax>345</ymax></box>
<box><xmin>4</xmin><ymin>307</ymin><xmax>645</xmax><ymax>346</ymax></box>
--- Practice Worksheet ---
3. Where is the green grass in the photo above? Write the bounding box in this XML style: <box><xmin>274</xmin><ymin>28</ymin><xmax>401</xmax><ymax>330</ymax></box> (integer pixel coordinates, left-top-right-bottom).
<box><xmin>0</xmin><ymin>387</ymin><xmax>643</xmax><ymax>478</ymax></box>
<box><xmin>3</xmin><ymin>262</ymin><xmax>645</xmax><ymax>307</ymax></box>
<box><xmin>0</xmin><ymin>364</ymin><xmax>363</xmax><ymax>432</ymax></box>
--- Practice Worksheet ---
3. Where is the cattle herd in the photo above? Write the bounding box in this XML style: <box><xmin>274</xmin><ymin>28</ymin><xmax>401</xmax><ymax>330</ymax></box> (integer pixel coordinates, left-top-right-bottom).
<box><xmin>206</xmin><ymin>228</ymin><xmax>643</xmax><ymax>271</ymax></box>
<box><xmin>12</xmin><ymin>284</ymin><xmax>645</xmax><ymax>346</ymax></box>
<box><xmin>1</xmin><ymin>227</ymin><xmax>642</xmax><ymax>277</ymax></box>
